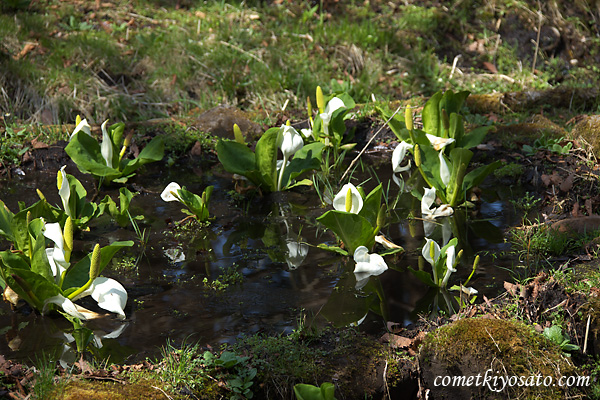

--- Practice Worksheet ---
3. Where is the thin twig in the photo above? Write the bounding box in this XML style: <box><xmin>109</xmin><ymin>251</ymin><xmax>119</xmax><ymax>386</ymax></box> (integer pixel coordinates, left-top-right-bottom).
<box><xmin>584</xmin><ymin>313</ymin><xmax>592</xmax><ymax>354</ymax></box>
<box><xmin>219</xmin><ymin>41</ymin><xmax>269</xmax><ymax>68</ymax></box>
<box><xmin>340</xmin><ymin>104</ymin><xmax>403</xmax><ymax>182</ymax></box>
<box><xmin>485</xmin><ymin>327</ymin><xmax>501</xmax><ymax>353</ymax></box>
<box><xmin>532</xmin><ymin>5</ymin><xmax>543</xmax><ymax>73</ymax></box>
<box><xmin>152</xmin><ymin>385</ymin><xmax>174</xmax><ymax>400</ymax></box>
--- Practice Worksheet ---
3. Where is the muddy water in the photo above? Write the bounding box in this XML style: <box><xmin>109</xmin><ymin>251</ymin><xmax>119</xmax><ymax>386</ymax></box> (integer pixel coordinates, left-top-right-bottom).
<box><xmin>0</xmin><ymin>160</ymin><xmax>516</xmax><ymax>363</ymax></box>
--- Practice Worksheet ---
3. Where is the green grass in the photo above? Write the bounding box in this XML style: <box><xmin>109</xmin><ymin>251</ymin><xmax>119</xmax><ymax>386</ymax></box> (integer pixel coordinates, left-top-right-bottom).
<box><xmin>1</xmin><ymin>0</ymin><xmax>599</xmax><ymax>125</ymax></box>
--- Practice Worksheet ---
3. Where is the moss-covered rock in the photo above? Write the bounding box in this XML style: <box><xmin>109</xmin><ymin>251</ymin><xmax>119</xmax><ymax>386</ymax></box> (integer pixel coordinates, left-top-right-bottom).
<box><xmin>571</xmin><ymin>114</ymin><xmax>600</xmax><ymax>159</ymax></box>
<box><xmin>419</xmin><ymin>318</ymin><xmax>579</xmax><ymax>399</ymax></box>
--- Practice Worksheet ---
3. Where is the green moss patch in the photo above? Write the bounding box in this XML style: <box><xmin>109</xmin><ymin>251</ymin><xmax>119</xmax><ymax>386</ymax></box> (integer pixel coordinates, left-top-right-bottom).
<box><xmin>419</xmin><ymin>318</ymin><xmax>580</xmax><ymax>399</ymax></box>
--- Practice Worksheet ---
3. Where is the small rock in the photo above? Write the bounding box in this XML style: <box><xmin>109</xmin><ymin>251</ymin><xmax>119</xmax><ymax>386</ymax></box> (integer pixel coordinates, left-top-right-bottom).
<box><xmin>194</xmin><ymin>106</ymin><xmax>262</xmax><ymax>140</ymax></box>
<box><xmin>550</xmin><ymin>215</ymin><xmax>600</xmax><ymax>235</ymax></box>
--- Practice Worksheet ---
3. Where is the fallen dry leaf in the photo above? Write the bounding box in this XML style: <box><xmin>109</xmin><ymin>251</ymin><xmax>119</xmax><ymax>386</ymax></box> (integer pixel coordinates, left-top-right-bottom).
<box><xmin>482</xmin><ymin>61</ymin><xmax>498</xmax><ymax>73</ymax></box>
<box><xmin>14</xmin><ymin>42</ymin><xmax>38</xmax><ymax>60</ymax></box>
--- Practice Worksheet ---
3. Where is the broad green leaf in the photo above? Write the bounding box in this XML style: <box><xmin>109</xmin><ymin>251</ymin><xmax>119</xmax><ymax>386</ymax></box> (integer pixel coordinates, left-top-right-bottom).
<box><xmin>294</xmin><ymin>382</ymin><xmax>337</xmax><ymax>400</ymax></box>
<box><xmin>216</xmin><ymin>139</ymin><xmax>257</xmax><ymax>178</ymax></box>
<box><xmin>61</xmin><ymin>241</ymin><xmax>133</xmax><ymax>291</ymax></box>
<box><xmin>65</xmin><ymin>131</ymin><xmax>121</xmax><ymax>178</ymax></box>
<box><xmin>120</xmin><ymin>136</ymin><xmax>164</xmax><ymax>176</ymax></box>
<box><xmin>316</xmin><ymin>211</ymin><xmax>376</xmax><ymax>255</ymax></box>
<box><xmin>358</xmin><ymin>184</ymin><xmax>382</xmax><ymax>228</ymax></box>
<box><xmin>0</xmin><ymin>250</ymin><xmax>31</xmax><ymax>271</ymax></box>
<box><xmin>255</xmin><ymin>128</ymin><xmax>279</xmax><ymax>191</ymax></box>
<box><xmin>6</xmin><ymin>269</ymin><xmax>62</xmax><ymax>311</ymax></box>
<box><xmin>0</xmin><ymin>201</ymin><xmax>14</xmax><ymax>242</ymax></box>
<box><xmin>448</xmin><ymin>113</ymin><xmax>464</xmax><ymax>144</ymax></box>
<box><xmin>456</xmin><ymin>126</ymin><xmax>493</xmax><ymax>149</ymax></box>
<box><xmin>408</xmin><ymin>267</ymin><xmax>437</xmax><ymax>288</ymax></box>
<box><xmin>462</xmin><ymin>160</ymin><xmax>501</xmax><ymax>193</ymax></box>
<box><xmin>422</xmin><ymin>91</ymin><xmax>443</xmax><ymax>137</ymax></box>
<box><xmin>281</xmin><ymin>142</ymin><xmax>324</xmax><ymax>188</ymax></box>
<box><xmin>30</xmin><ymin>230</ymin><xmax>53</xmax><ymax>281</ymax></box>
<box><xmin>446</xmin><ymin>148</ymin><xmax>473</xmax><ymax>207</ymax></box>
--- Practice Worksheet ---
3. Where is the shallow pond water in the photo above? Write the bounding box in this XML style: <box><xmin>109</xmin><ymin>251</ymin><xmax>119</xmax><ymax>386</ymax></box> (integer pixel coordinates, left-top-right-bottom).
<box><xmin>0</xmin><ymin>157</ymin><xmax>520</xmax><ymax>363</ymax></box>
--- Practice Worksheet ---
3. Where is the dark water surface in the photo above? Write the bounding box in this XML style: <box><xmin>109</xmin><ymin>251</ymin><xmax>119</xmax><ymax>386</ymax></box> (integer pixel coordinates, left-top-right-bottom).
<box><xmin>0</xmin><ymin>159</ymin><xmax>518</xmax><ymax>363</ymax></box>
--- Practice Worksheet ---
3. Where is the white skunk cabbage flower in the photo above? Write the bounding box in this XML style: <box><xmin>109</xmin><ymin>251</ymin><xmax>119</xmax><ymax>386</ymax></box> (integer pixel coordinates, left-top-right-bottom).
<box><xmin>421</xmin><ymin>187</ymin><xmax>453</xmax><ymax>220</ymax></box>
<box><xmin>333</xmin><ymin>183</ymin><xmax>363</xmax><ymax>214</ymax></box>
<box><xmin>57</xmin><ymin>166</ymin><xmax>72</xmax><ymax>217</ymax></box>
<box><xmin>100</xmin><ymin>120</ymin><xmax>114</xmax><ymax>168</ymax></box>
<box><xmin>161</xmin><ymin>182</ymin><xmax>182</xmax><ymax>202</ymax></box>
<box><xmin>70</xmin><ymin>118</ymin><xmax>92</xmax><ymax>139</ymax></box>
<box><xmin>425</xmin><ymin>133</ymin><xmax>455</xmax><ymax>151</ymax></box>
<box><xmin>320</xmin><ymin>97</ymin><xmax>346</xmax><ymax>136</ymax></box>
<box><xmin>353</xmin><ymin>246</ymin><xmax>388</xmax><ymax>289</ymax></box>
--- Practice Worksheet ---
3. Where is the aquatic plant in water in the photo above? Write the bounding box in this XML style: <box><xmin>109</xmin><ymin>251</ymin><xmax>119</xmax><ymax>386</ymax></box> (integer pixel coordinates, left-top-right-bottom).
<box><xmin>217</xmin><ymin>122</ymin><xmax>325</xmax><ymax>192</ymax></box>
<box><xmin>380</xmin><ymin>90</ymin><xmax>500</xmax><ymax>207</ymax></box>
<box><xmin>302</xmin><ymin>86</ymin><xmax>357</xmax><ymax>173</ymax></box>
<box><xmin>0</xmin><ymin>209</ymin><xmax>132</xmax><ymax>321</ymax></box>
<box><xmin>317</xmin><ymin>183</ymin><xmax>386</xmax><ymax>255</ymax></box>
<box><xmin>161</xmin><ymin>182</ymin><xmax>213</xmax><ymax>222</ymax></box>
<box><xmin>65</xmin><ymin>116</ymin><xmax>164</xmax><ymax>185</ymax></box>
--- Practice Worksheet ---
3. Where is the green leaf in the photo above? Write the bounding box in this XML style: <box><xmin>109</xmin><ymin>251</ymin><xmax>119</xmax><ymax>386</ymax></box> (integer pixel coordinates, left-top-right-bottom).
<box><xmin>421</xmin><ymin>91</ymin><xmax>443</xmax><ymax>137</ymax></box>
<box><xmin>0</xmin><ymin>251</ymin><xmax>31</xmax><ymax>271</ymax></box>
<box><xmin>217</xmin><ymin>139</ymin><xmax>257</xmax><ymax>178</ymax></box>
<box><xmin>408</xmin><ymin>267</ymin><xmax>437</xmax><ymax>288</ymax></box>
<box><xmin>294</xmin><ymin>382</ymin><xmax>337</xmax><ymax>400</ymax></box>
<box><xmin>255</xmin><ymin>127</ymin><xmax>279</xmax><ymax>191</ymax></box>
<box><xmin>120</xmin><ymin>136</ymin><xmax>165</xmax><ymax>176</ymax></box>
<box><xmin>448</xmin><ymin>113</ymin><xmax>464</xmax><ymax>144</ymax></box>
<box><xmin>358</xmin><ymin>184</ymin><xmax>382</xmax><ymax>228</ymax></box>
<box><xmin>446</xmin><ymin>148</ymin><xmax>473</xmax><ymax>207</ymax></box>
<box><xmin>65</xmin><ymin>131</ymin><xmax>121</xmax><ymax>179</ymax></box>
<box><xmin>316</xmin><ymin>243</ymin><xmax>349</xmax><ymax>256</ymax></box>
<box><xmin>30</xmin><ymin>230</ymin><xmax>53</xmax><ymax>281</ymax></box>
<box><xmin>281</xmin><ymin>142</ymin><xmax>324</xmax><ymax>188</ymax></box>
<box><xmin>62</xmin><ymin>241</ymin><xmax>133</xmax><ymax>291</ymax></box>
<box><xmin>456</xmin><ymin>126</ymin><xmax>493</xmax><ymax>149</ymax></box>
<box><xmin>0</xmin><ymin>201</ymin><xmax>14</xmax><ymax>242</ymax></box>
<box><xmin>316</xmin><ymin>211</ymin><xmax>376</xmax><ymax>255</ymax></box>
<box><xmin>462</xmin><ymin>160</ymin><xmax>501</xmax><ymax>193</ymax></box>
<box><xmin>6</xmin><ymin>268</ymin><xmax>62</xmax><ymax>311</ymax></box>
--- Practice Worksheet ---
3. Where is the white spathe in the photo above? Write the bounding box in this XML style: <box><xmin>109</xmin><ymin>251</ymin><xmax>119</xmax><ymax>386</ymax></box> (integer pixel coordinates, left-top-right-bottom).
<box><xmin>422</xmin><ymin>238</ymin><xmax>441</xmax><ymax>267</ymax></box>
<box><xmin>277</xmin><ymin>124</ymin><xmax>304</xmax><ymax>159</ymax></box>
<box><xmin>421</xmin><ymin>187</ymin><xmax>453</xmax><ymax>220</ymax></box>
<box><xmin>440</xmin><ymin>245</ymin><xmax>457</xmax><ymax>288</ymax></box>
<box><xmin>392</xmin><ymin>141</ymin><xmax>412</xmax><ymax>173</ymax></box>
<box><xmin>320</xmin><ymin>97</ymin><xmax>346</xmax><ymax>136</ymax></box>
<box><xmin>42</xmin><ymin>221</ymin><xmax>69</xmax><ymax>279</ymax></box>
<box><xmin>100</xmin><ymin>120</ymin><xmax>114</xmax><ymax>168</ymax></box>
<box><xmin>43</xmin><ymin>295</ymin><xmax>88</xmax><ymax>320</ymax></box>
<box><xmin>439</xmin><ymin>151</ymin><xmax>451</xmax><ymax>187</ymax></box>
<box><xmin>425</xmin><ymin>133</ymin><xmax>455</xmax><ymax>151</ymax></box>
<box><xmin>58</xmin><ymin>166</ymin><xmax>72</xmax><ymax>217</ymax></box>
<box><xmin>332</xmin><ymin>183</ymin><xmax>363</xmax><ymax>214</ymax></box>
<box><xmin>70</xmin><ymin>119</ymin><xmax>91</xmax><ymax>139</ymax></box>
<box><xmin>353</xmin><ymin>246</ymin><xmax>388</xmax><ymax>290</ymax></box>
<box><xmin>161</xmin><ymin>182</ymin><xmax>182</xmax><ymax>203</ymax></box>
<box><xmin>74</xmin><ymin>277</ymin><xmax>128</xmax><ymax>320</ymax></box>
